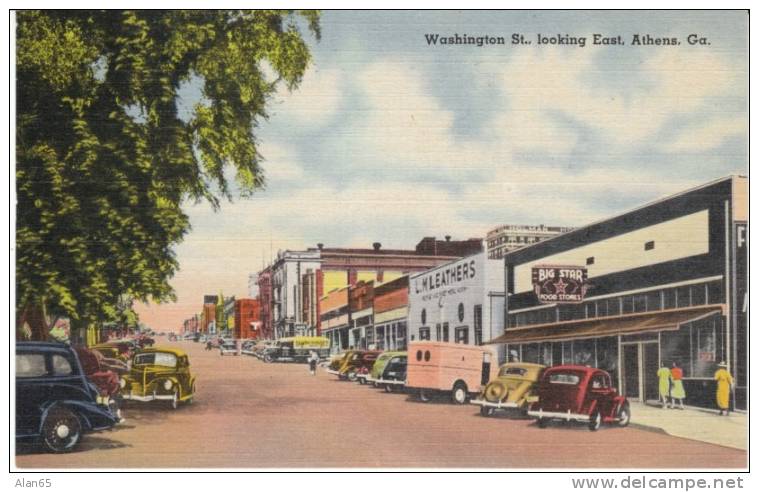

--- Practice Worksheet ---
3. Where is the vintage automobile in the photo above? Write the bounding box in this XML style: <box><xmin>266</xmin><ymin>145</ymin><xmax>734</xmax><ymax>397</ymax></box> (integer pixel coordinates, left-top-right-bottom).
<box><xmin>119</xmin><ymin>348</ymin><xmax>196</xmax><ymax>409</ymax></box>
<box><xmin>366</xmin><ymin>351</ymin><xmax>407</xmax><ymax>392</ymax></box>
<box><xmin>326</xmin><ymin>351</ymin><xmax>354</xmax><ymax>373</ymax></box>
<box><xmin>333</xmin><ymin>350</ymin><xmax>380</xmax><ymax>381</ymax></box>
<box><xmin>92</xmin><ymin>340</ymin><xmax>137</xmax><ymax>361</ymax></box>
<box><xmin>219</xmin><ymin>340</ymin><xmax>240</xmax><ymax>356</ymax></box>
<box><xmin>263</xmin><ymin>336</ymin><xmax>330</xmax><ymax>363</ymax></box>
<box><xmin>527</xmin><ymin>365</ymin><xmax>631</xmax><ymax>431</ymax></box>
<box><xmin>240</xmin><ymin>340</ymin><xmax>257</xmax><ymax>356</ymax></box>
<box><xmin>406</xmin><ymin>341</ymin><xmax>498</xmax><ymax>404</ymax></box>
<box><xmin>471</xmin><ymin>362</ymin><xmax>545</xmax><ymax>416</ymax></box>
<box><xmin>16</xmin><ymin>342</ymin><xmax>119</xmax><ymax>453</ymax></box>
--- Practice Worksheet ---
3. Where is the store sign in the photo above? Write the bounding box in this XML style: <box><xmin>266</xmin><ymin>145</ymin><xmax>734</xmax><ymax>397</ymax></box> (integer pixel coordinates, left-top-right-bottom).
<box><xmin>532</xmin><ymin>265</ymin><xmax>588</xmax><ymax>304</ymax></box>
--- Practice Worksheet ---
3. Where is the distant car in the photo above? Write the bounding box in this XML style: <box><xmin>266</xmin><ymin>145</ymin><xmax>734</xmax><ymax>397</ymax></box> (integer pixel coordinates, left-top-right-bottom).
<box><xmin>366</xmin><ymin>351</ymin><xmax>407</xmax><ymax>392</ymax></box>
<box><xmin>471</xmin><ymin>362</ymin><xmax>545</xmax><ymax>416</ymax></box>
<box><xmin>263</xmin><ymin>336</ymin><xmax>330</xmax><ymax>363</ymax></box>
<box><xmin>527</xmin><ymin>365</ymin><xmax>630</xmax><ymax>431</ymax></box>
<box><xmin>329</xmin><ymin>350</ymin><xmax>380</xmax><ymax>382</ymax></box>
<box><xmin>219</xmin><ymin>341</ymin><xmax>239</xmax><ymax>356</ymax></box>
<box><xmin>16</xmin><ymin>342</ymin><xmax>119</xmax><ymax>452</ymax></box>
<box><xmin>119</xmin><ymin>348</ymin><xmax>196</xmax><ymax>409</ymax></box>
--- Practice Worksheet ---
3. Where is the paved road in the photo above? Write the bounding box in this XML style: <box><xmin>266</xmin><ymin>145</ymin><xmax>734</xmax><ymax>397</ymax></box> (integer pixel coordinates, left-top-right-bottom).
<box><xmin>16</xmin><ymin>340</ymin><xmax>747</xmax><ymax>469</ymax></box>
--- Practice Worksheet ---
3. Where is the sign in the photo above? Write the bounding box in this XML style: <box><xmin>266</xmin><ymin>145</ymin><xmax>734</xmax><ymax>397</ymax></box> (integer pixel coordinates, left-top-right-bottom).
<box><xmin>532</xmin><ymin>265</ymin><xmax>588</xmax><ymax>304</ymax></box>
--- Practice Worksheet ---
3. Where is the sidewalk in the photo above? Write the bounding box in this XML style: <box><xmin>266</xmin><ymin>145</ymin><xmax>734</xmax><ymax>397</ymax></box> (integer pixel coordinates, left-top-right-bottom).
<box><xmin>630</xmin><ymin>402</ymin><xmax>747</xmax><ymax>450</ymax></box>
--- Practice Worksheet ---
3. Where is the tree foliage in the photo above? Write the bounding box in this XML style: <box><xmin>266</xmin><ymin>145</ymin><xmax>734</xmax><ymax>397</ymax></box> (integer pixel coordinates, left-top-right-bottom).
<box><xmin>16</xmin><ymin>10</ymin><xmax>320</xmax><ymax>338</ymax></box>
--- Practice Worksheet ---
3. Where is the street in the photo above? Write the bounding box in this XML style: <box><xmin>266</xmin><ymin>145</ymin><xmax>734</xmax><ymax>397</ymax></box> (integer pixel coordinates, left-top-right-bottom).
<box><xmin>16</xmin><ymin>340</ymin><xmax>747</xmax><ymax>469</ymax></box>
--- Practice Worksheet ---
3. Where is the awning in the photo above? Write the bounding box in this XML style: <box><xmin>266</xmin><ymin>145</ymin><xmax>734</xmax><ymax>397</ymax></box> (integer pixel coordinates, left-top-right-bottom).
<box><xmin>487</xmin><ymin>306</ymin><xmax>724</xmax><ymax>345</ymax></box>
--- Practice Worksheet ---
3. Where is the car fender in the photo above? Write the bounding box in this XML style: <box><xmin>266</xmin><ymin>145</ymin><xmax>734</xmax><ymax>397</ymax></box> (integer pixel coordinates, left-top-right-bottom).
<box><xmin>584</xmin><ymin>399</ymin><xmax>599</xmax><ymax>417</ymax></box>
<box><xmin>611</xmin><ymin>395</ymin><xmax>627</xmax><ymax>414</ymax></box>
<box><xmin>38</xmin><ymin>399</ymin><xmax>115</xmax><ymax>434</ymax></box>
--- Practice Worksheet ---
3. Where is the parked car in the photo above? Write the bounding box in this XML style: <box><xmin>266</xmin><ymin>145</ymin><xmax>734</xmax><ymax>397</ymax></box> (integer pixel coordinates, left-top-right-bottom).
<box><xmin>344</xmin><ymin>351</ymin><xmax>381</xmax><ymax>382</ymax></box>
<box><xmin>16</xmin><ymin>342</ymin><xmax>119</xmax><ymax>452</ymax></box>
<box><xmin>366</xmin><ymin>351</ymin><xmax>407</xmax><ymax>392</ymax></box>
<box><xmin>119</xmin><ymin>348</ymin><xmax>196</xmax><ymax>409</ymax></box>
<box><xmin>263</xmin><ymin>336</ymin><xmax>330</xmax><ymax>363</ymax></box>
<box><xmin>326</xmin><ymin>351</ymin><xmax>354</xmax><ymax>373</ymax></box>
<box><xmin>92</xmin><ymin>340</ymin><xmax>137</xmax><ymax>361</ymax></box>
<box><xmin>527</xmin><ymin>365</ymin><xmax>630</xmax><ymax>431</ymax></box>
<box><xmin>406</xmin><ymin>341</ymin><xmax>498</xmax><ymax>404</ymax></box>
<box><xmin>471</xmin><ymin>362</ymin><xmax>545</xmax><ymax>416</ymax></box>
<box><xmin>219</xmin><ymin>340</ymin><xmax>240</xmax><ymax>356</ymax></box>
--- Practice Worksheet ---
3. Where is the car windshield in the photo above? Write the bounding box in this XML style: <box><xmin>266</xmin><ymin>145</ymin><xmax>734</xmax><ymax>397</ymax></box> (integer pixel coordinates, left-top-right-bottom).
<box><xmin>500</xmin><ymin>367</ymin><xmax>528</xmax><ymax>377</ymax></box>
<box><xmin>134</xmin><ymin>352</ymin><xmax>177</xmax><ymax>367</ymax></box>
<box><xmin>548</xmin><ymin>372</ymin><xmax>581</xmax><ymax>385</ymax></box>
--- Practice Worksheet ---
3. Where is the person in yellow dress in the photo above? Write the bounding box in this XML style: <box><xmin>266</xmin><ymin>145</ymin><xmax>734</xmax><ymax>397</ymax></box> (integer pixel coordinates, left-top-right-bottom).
<box><xmin>657</xmin><ymin>363</ymin><xmax>672</xmax><ymax>409</ymax></box>
<box><xmin>714</xmin><ymin>361</ymin><xmax>734</xmax><ymax>416</ymax></box>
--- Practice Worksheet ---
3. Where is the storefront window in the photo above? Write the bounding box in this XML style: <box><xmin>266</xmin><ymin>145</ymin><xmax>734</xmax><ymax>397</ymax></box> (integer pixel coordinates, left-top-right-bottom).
<box><xmin>691</xmin><ymin>283</ymin><xmax>706</xmax><ymax>306</ymax></box>
<box><xmin>539</xmin><ymin>308</ymin><xmax>556</xmax><ymax>324</ymax></box>
<box><xmin>419</xmin><ymin>327</ymin><xmax>431</xmax><ymax>341</ymax></box>
<box><xmin>596</xmin><ymin>299</ymin><xmax>608</xmax><ymax>317</ymax></box>
<box><xmin>661</xmin><ymin>325</ymin><xmax>692</xmax><ymax>376</ymax></box>
<box><xmin>540</xmin><ymin>343</ymin><xmax>553</xmax><ymax>366</ymax></box>
<box><xmin>707</xmin><ymin>280</ymin><xmax>724</xmax><ymax>304</ymax></box>
<box><xmin>646</xmin><ymin>291</ymin><xmax>662</xmax><ymax>311</ymax></box>
<box><xmin>693</xmin><ymin>318</ymin><xmax>717</xmax><ymax>378</ymax></box>
<box><xmin>572</xmin><ymin>339</ymin><xmax>595</xmax><ymax>366</ymax></box>
<box><xmin>596</xmin><ymin>337</ymin><xmax>618</xmax><ymax>384</ymax></box>
<box><xmin>607</xmin><ymin>298</ymin><xmax>620</xmax><ymax>316</ymax></box>
<box><xmin>506</xmin><ymin>345</ymin><xmax>521</xmax><ymax>362</ymax></box>
<box><xmin>562</xmin><ymin>341</ymin><xmax>573</xmax><ymax>364</ymax></box>
<box><xmin>677</xmin><ymin>286</ymin><xmax>691</xmax><ymax>308</ymax></box>
<box><xmin>663</xmin><ymin>288</ymin><xmax>677</xmax><ymax>309</ymax></box>
<box><xmin>633</xmin><ymin>294</ymin><xmax>647</xmax><ymax>313</ymax></box>
<box><xmin>522</xmin><ymin>343</ymin><xmax>541</xmax><ymax>363</ymax></box>
<box><xmin>622</xmin><ymin>296</ymin><xmax>635</xmax><ymax>314</ymax></box>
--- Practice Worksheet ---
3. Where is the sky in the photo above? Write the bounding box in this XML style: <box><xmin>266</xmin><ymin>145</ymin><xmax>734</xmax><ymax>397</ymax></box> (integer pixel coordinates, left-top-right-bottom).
<box><xmin>134</xmin><ymin>10</ymin><xmax>748</xmax><ymax>331</ymax></box>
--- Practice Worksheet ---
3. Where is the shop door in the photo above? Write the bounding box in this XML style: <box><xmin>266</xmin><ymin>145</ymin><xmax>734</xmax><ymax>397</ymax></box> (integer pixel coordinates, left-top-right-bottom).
<box><xmin>621</xmin><ymin>341</ymin><xmax>660</xmax><ymax>403</ymax></box>
<box><xmin>622</xmin><ymin>344</ymin><xmax>640</xmax><ymax>399</ymax></box>
<box><xmin>642</xmin><ymin>342</ymin><xmax>660</xmax><ymax>403</ymax></box>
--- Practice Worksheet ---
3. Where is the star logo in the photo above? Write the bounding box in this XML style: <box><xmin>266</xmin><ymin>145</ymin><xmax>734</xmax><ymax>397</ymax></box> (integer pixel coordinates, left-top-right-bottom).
<box><xmin>554</xmin><ymin>278</ymin><xmax>568</xmax><ymax>295</ymax></box>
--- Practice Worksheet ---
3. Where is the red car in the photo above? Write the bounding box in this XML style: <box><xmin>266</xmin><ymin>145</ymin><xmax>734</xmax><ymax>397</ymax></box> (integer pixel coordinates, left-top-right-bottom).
<box><xmin>527</xmin><ymin>365</ymin><xmax>630</xmax><ymax>431</ymax></box>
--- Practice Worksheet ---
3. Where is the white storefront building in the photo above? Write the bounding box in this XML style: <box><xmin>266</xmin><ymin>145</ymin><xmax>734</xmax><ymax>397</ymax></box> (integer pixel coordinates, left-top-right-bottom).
<box><xmin>408</xmin><ymin>252</ymin><xmax>506</xmax><ymax>360</ymax></box>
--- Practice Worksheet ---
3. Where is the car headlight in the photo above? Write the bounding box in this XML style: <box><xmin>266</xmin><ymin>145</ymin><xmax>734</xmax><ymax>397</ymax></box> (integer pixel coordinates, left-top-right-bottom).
<box><xmin>119</xmin><ymin>378</ymin><xmax>127</xmax><ymax>389</ymax></box>
<box><xmin>163</xmin><ymin>379</ymin><xmax>173</xmax><ymax>390</ymax></box>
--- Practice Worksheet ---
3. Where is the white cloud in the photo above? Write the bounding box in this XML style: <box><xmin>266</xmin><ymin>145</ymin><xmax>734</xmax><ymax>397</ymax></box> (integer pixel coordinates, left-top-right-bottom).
<box><xmin>270</xmin><ymin>67</ymin><xmax>344</xmax><ymax>126</ymax></box>
<box><xmin>663</xmin><ymin>116</ymin><xmax>746</xmax><ymax>153</ymax></box>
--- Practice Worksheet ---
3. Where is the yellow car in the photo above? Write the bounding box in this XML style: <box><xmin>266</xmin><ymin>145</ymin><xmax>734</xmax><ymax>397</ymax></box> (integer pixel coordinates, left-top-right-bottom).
<box><xmin>119</xmin><ymin>348</ymin><xmax>196</xmax><ymax>409</ymax></box>
<box><xmin>471</xmin><ymin>362</ymin><xmax>545</xmax><ymax>416</ymax></box>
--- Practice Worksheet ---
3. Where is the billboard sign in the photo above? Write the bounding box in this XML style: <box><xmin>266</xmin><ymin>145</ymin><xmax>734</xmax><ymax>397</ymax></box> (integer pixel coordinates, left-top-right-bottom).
<box><xmin>532</xmin><ymin>265</ymin><xmax>588</xmax><ymax>304</ymax></box>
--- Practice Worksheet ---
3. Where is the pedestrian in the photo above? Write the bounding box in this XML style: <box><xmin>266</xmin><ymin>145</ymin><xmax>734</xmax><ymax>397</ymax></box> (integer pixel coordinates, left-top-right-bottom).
<box><xmin>714</xmin><ymin>361</ymin><xmax>734</xmax><ymax>416</ymax></box>
<box><xmin>670</xmin><ymin>362</ymin><xmax>686</xmax><ymax>409</ymax></box>
<box><xmin>657</xmin><ymin>363</ymin><xmax>672</xmax><ymax>409</ymax></box>
<box><xmin>308</xmin><ymin>350</ymin><xmax>319</xmax><ymax>376</ymax></box>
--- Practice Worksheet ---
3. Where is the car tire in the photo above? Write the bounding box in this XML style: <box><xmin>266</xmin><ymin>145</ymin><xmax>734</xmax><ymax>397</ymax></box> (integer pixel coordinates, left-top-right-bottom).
<box><xmin>480</xmin><ymin>406</ymin><xmax>494</xmax><ymax>417</ymax></box>
<box><xmin>451</xmin><ymin>382</ymin><xmax>468</xmax><ymax>405</ymax></box>
<box><xmin>617</xmin><ymin>401</ymin><xmax>631</xmax><ymax>427</ymax></box>
<box><xmin>264</xmin><ymin>354</ymin><xmax>273</xmax><ymax>363</ymax></box>
<box><xmin>358</xmin><ymin>376</ymin><xmax>365</xmax><ymax>385</ymax></box>
<box><xmin>42</xmin><ymin>407</ymin><xmax>82</xmax><ymax>453</ymax></box>
<box><xmin>419</xmin><ymin>389</ymin><xmax>432</xmax><ymax>402</ymax></box>
<box><xmin>384</xmin><ymin>384</ymin><xmax>394</xmax><ymax>393</ymax></box>
<box><xmin>537</xmin><ymin>417</ymin><xmax>549</xmax><ymax>429</ymax></box>
<box><xmin>588</xmin><ymin>410</ymin><xmax>602</xmax><ymax>431</ymax></box>
<box><xmin>347</xmin><ymin>371</ymin><xmax>357</xmax><ymax>382</ymax></box>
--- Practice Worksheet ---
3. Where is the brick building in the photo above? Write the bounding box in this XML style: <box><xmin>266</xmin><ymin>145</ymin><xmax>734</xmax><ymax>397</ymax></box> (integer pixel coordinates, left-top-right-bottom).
<box><xmin>234</xmin><ymin>298</ymin><xmax>261</xmax><ymax>340</ymax></box>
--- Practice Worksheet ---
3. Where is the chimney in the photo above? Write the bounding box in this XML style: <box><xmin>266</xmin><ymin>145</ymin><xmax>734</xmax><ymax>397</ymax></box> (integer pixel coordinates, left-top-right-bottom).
<box><xmin>317</xmin><ymin>243</ymin><xmax>324</xmax><ymax>251</ymax></box>
<box><xmin>373</xmin><ymin>242</ymin><xmax>381</xmax><ymax>251</ymax></box>
<box><xmin>445</xmin><ymin>235</ymin><xmax>451</xmax><ymax>242</ymax></box>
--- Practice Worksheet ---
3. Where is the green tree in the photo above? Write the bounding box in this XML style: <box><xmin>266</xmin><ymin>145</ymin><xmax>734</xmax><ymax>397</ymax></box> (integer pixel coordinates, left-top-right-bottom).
<box><xmin>16</xmin><ymin>10</ymin><xmax>320</xmax><ymax>341</ymax></box>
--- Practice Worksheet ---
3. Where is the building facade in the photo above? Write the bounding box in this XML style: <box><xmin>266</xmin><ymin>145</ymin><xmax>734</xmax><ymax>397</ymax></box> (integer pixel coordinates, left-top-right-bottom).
<box><xmin>493</xmin><ymin>176</ymin><xmax>747</xmax><ymax>410</ymax></box>
<box><xmin>373</xmin><ymin>276</ymin><xmax>409</xmax><ymax>351</ymax></box>
<box><xmin>234</xmin><ymin>298</ymin><xmax>261</xmax><ymax>340</ymax></box>
<box><xmin>320</xmin><ymin>286</ymin><xmax>350</xmax><ymax>352</ymax></box>
<box><xmin>257</xmin><ymin>267</ymin><xmax>273</xmax><ymax>340</ymax></box>
<box><xmin>270</xmin><ymin>249</ymin><xmax>321</xmax><ymax>339</ymax></box>
<box><xmin>486</xmin><ymin>224</ymin><xmax>573</xmax><ymax>260</ymax></box>
<box><xmin>407</xmin><ymin>252</ymin><xmax>506</xmax><ymax>359</ymax></box>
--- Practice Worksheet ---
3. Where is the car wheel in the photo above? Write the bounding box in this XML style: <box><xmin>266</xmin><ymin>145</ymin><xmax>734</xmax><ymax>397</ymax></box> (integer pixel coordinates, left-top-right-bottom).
<box><xmin>480</xmin><ymin>406</ymin><xmax>494</xmax><ymax>417</ymax></box>
<box><xmin>537</xmin><ymin>417</ymin><xmax>549</xmax><ymax>429</ymax></box>
<box><xmin>588</xmin><ymin>410</ymin><xmax>602</xmax><ymax>431</ymax></box>
<box><xmin>264</xmin><ymin>355</ymin><xmax>273</xmax><ymax>363</ymax></box>
<box><xmin>451</xmin><ymin>382</ymin><xmax>468</xmax><ymax>405</ymax></box>
<box><xmin>358</xmin><ymin>376</ymin><xmax>365</xmax><ymax>385</ymax></box>
<box><xmin>170</xmin><ymin>390</ymin><xmax>179</xmax><ymax>410</ymax></box>
<box><xmin>617</xmin><ymin>401</ymin><xmax>631</xmax><ymax>427</ymax></box>
<box><xmin>419</xmin><ymin>389</ymin><xmax>432</xmax><ymax>402</ymax></box>
<box><xmin>42</xmin><ymin>407</ymin><xmax>82</xmax><ymax>453</ymax></box>
<box><xmin>347</xmin><ymin>371</ymin><xmax>357</xmax><ymax>382</ymax></box>
<box><xmin>384</xmin><ymin>384</ymin><xmax>394</xmax><ymax>393</ymax></box>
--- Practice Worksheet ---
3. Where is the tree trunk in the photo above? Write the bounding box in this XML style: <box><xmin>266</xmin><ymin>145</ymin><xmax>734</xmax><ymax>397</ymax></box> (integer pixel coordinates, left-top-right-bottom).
<box><xmin>17</xmin><ymin>303</ymin><xmax>49</xmax><ymax>341</ymax></box>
